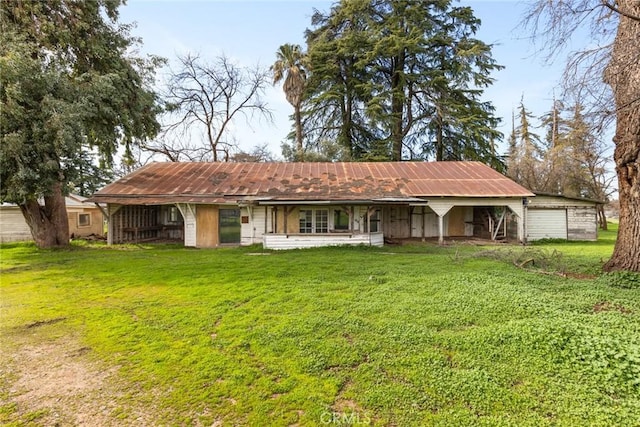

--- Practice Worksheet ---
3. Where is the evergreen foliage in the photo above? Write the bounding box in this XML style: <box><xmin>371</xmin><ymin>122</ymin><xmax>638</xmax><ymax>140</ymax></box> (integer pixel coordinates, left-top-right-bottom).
<box><xmin>0</xmin><ymin>1</ymin><xmax>162</xmax><ymax>247</ymax></box>
<box><xmin>301</xmin><ymin>0</ymin><xmax>503</xmax><ymax>167</ymax></box>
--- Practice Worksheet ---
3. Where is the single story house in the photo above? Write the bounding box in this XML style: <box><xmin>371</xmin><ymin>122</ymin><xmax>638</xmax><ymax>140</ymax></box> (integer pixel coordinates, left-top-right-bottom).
<box><xmin>88</xmin><ymin>161</ymin><xmax>535</xmax><ymax>249</ymax></box>
<box><xmin>66</xmin><ymin>194</ymin><xmax>106</xmax><ymax>238</ymax></box>
<box><xmin>526</xmin><ymin>192</ymin><xmax>601</xmax><ymax>241</ymax></box>
<box><xmin>0</xmin><ymin>194</ymin><xmax>105</xmax><ymax>243</ymax></box>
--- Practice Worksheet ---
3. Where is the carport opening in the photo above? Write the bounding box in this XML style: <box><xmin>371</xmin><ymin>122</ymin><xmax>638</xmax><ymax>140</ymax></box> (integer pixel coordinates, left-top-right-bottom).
<box><xmin>473</xmin><ymin>206</ymin><xmax>518</xmax><ymax>241</ymax></box>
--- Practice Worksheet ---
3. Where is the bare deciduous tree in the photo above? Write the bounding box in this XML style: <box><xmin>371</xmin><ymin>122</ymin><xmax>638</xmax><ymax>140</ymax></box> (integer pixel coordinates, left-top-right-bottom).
<box><xmin>163</xmin><ymin>53</ymin><xmax>272</xmax><ymax>162</ymax></box>
<box><xmin>524</xmin><ymin>1</ymin><xmax>640</xmax><ymax>272</ymax></box>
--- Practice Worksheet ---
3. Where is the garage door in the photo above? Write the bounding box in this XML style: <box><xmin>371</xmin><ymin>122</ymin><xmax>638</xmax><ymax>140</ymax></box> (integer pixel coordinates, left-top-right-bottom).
<box><xmin>527</xmin><ymin>208</ymin><xmax>567</xmax><ymax>240</ymax></box>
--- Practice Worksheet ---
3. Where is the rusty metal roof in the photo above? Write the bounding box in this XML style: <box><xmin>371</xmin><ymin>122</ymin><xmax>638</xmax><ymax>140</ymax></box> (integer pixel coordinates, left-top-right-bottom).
<box><xmin>89</xmin><ymin>161</ymin><xmax>534</xmax><ymax>205</ymax></box>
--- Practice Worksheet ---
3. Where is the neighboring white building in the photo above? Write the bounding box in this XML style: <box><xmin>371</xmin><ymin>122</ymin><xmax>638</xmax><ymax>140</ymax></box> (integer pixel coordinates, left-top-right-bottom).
<box><xmin>0</xmin><ymin>195</ymin><xmax>105</xmax><ymax>243</ymax></box>
<box><xmin>0</xmin><ymin>203</ymin><xmax>32</xmax><ymax>243</ymax></box>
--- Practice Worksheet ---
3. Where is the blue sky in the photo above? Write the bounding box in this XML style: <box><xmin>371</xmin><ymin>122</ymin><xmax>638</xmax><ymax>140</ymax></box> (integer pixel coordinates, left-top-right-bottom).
<box><xmin>119</xmin><ymin>0</ymin><xmax>572</xmax><ymax>159</ymax></box>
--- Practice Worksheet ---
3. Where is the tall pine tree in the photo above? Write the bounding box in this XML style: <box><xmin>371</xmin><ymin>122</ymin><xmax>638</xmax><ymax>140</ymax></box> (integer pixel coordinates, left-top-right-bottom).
<box><xmin>302</xmin><ymin>0</ymin><xmax>503</xmax><ymax>166</ymax></box>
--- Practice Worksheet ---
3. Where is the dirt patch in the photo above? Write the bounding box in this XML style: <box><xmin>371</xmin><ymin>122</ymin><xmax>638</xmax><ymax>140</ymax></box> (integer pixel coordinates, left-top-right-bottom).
<box><xmin>593</xmin><ymin>301</ymin><xmax>632</xmax><ymax>314</ymax></box>
<box><xmin>1</xmin><ymin>334</ymin><xmax>156</xmax><ymax>426</ymax></box>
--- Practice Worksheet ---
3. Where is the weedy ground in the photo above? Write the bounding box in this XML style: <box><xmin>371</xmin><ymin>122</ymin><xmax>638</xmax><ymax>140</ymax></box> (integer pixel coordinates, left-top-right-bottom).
<box><xmin>1</xmin><ymin>224</ymin><xmax>639</xmax><ymax>426</ymax></box>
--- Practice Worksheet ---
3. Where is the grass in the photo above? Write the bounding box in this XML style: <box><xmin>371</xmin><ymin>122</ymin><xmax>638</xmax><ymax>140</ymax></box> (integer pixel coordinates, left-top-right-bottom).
<box><xmin>1</xmin><ymin>224</ymin><xmax>639</xmax><ymax>426</ymax></box>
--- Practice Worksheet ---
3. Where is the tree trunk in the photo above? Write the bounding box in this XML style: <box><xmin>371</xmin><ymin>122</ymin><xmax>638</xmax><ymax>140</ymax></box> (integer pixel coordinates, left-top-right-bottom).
<box><xmin>597</xmin><ymin>204</ymin><xmax>608</xmax><ymax>231</ymax></box>
<box><xmin>294</xmin><ymin>103</ymin><xmax>303</xmax><ymax>161</ymax></box>
<box><xmin>435</xmin><ymin>106</ymin><xmax>444</xmax><ymax>161</ymax></box>
<box><xmin>19</xmin><ymin>182</ymin><xmax>70</xmax><ymax>248</ymax></box>
<box><xmin>391</xmin><ymin>53</ymin><xmax>405</xmax><ymax>161</ymax></box>
<box><xmin>603</xmin><ymin>0</ymin><xmax>640</xmax><ymax>272</ymax></box>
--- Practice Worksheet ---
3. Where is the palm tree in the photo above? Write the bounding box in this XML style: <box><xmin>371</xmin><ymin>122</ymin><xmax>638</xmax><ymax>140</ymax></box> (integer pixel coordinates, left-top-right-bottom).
<box><xmin>271</xmin><ymin>44</ymin><xmax>307</xmax><ymax>161</ymax></box>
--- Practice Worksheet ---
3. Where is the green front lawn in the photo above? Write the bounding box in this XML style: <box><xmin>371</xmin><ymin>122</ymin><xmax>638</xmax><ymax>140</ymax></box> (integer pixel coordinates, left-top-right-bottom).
<box><xmin>1</xmin><ymin>225</ymin><xmax>639</xmax><ymax>426</ymax></box>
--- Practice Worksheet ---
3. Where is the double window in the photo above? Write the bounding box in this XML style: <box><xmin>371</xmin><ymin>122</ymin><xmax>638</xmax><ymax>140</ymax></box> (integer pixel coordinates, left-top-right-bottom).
<box><xmin>298</xmin><ymin>208</ymin><xmax>354</xmax><ymax>233</ymax></box>
<box><xmin>299</xmin><ymin>209</ymin><xmax>328</xmax><ymax>233</ymax></box>
<box><xmin>298</xmin><ymin>207</ymin><xmax>381</xmax><ymax>234</ymax></box>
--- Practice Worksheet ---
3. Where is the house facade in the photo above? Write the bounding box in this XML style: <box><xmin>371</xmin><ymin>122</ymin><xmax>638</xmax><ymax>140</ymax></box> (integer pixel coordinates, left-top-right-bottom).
<box><xmin>0</xmin><ymin>194</ymin><xmax>105</xmax><ymax>243</ymax></box>
<box><xmin>89</xmin><ymin>161</ymin><xmax>534</xmax><ymax>249</ymax></box>
<box><xmin>66</xmin><ymin>194</ymin><xmax>106</xmax><ymax>238</ymax></box>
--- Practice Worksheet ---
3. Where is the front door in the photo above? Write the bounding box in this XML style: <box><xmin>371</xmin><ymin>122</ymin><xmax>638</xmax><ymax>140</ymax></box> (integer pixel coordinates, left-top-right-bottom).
<box><xmin>219</xmin><ymin>208</ymin><xmax>241</xmax><ymax>244</ymax></box>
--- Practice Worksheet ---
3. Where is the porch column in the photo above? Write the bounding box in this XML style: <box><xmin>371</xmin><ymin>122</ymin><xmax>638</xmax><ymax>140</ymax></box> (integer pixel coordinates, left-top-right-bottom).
<box><xmin>106</xmin><ymin>204</ymin><xmax>122</xmax><ymax>245</ymax></box>
<box><xmin>428</xmin><ymin>203</ymin><xmax>454</xmax><ymax>245</ymax></box>
<box><xmin>107</xmin><ymin>206</ymin><xmax>114</xmax><ymax>245</ymax></box>
<box><xmin>506</xmin><ymin>199</ymin><xmax>527</xmax><ymax>244</ymax></box>
<box><xmin>175</xmin><ymin>203</ymin><xmax>197</xmax><ymax>247</ymax></box>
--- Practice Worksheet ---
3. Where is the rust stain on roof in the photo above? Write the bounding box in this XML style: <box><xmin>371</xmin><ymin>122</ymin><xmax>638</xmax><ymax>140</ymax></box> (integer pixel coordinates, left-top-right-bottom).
<box><xmin>90</xmin><ymin>161</ymin><xmax>534</xmax><ymax>205</ymax></box>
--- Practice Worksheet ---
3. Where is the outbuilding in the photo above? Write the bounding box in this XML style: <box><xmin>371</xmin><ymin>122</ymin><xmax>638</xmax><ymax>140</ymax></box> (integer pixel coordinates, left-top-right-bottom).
<box><xmin>89</xmin><ymin>161</ymin><xmax>534</xmax><ymax>249</ymax></box>
<box><xmin>526</xmin><ymin>192</ymin><xmax>601</xmax><ymax>241</ymax></box>
<box><xmin>0</xmin><ymin>194</ymin><xmax>105</xmax><ymax>243</ymax></box>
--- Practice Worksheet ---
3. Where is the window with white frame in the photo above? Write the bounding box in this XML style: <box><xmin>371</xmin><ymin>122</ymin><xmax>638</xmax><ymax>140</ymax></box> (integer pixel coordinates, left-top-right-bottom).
<box><xmin>78</xmin><ymin>213</ymin><xmax>91</xmax><ymax>227</ymax></box>
<box><xmin>299</xmin><ymin>210</ymin><xmax>313</xmax><ymax>233</ymax></box>
<box><xmin>299</xmin><ymin>209</ymin><xmax>329</xmax><ymax>233</ymax></box>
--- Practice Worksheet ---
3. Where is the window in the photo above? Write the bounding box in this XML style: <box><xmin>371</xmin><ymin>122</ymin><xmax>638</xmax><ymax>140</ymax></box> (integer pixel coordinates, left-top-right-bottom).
<box><xmin>299</xmin><ymin>210</ymin><xmax>313</xmax><ymax>233</ymax></box>
<box><xmin>363</xmin><ymin>209</ymin><xmax>381</xmax><ymax>232</ymax></box>
<box><xmin>334</xmin><ymin>209</ymin><xmax>350</xmax><ymax>231</ymax></box>
<box><xmin>315</xmin><ymin>210</ymin><xmax>328</xmax><ymax>233</ymax></box>
<box><xmin>299</xmin><ymin>209</ymin><xmax>328</xmax><ymax>233</ymax></box>
<box><xmin>78</xmin><ymin>213</ymin><xmax>91</xmax><ymax>227</ymax></box>
<box><xmin>168</xmin><ymin>206</ymin><xmax>180</xmax><ymax>223</ymax></box>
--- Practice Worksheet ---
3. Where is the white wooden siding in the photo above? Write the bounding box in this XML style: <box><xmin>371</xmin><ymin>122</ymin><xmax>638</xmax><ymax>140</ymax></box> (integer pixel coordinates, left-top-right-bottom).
<box><xmin>527</xmin><ymin>195</ymin><xmax>597</xmax><ymax>241</ymax></box>
<box><xmin>567</xmin><ymin>207</ymin><xmax>597</xmax><ymax>240</ymax></box>
<box><xmin>176</xmin><ymin>203</ymin><xmax>197</xmax><ymax>247</ymax></box>
<box><xmin>241</xmin><ymin>206</ymin><xmax>273</xmax><ymax>245</ymax></box>
<box><xmin>264</xmin><ymin>232</ymin><xmax>383</xmax><ymax>250</ymax></box>
<box><xmin>0</xmin><ymin>206</ymin><xmax>32</xmax><ymax>242</ymax></box>
<box><xmin>411</xmin><ymin>208</ymin><xmax>439</xmax><ymax>238</ymax></box>
<box><xmin>527</xmin><ymin>208</ymin><xmax>567</xmax><ymax>240</ymax></box>
<box><xmin>528</xmin><ymin>195</ymin><xmax>595</xmax><ymax>208</ymax></box>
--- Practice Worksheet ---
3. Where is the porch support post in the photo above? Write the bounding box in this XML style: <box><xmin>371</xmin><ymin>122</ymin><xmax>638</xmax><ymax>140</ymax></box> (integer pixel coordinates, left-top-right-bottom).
<box><xmin>105</xmin><ymin>204</ymin><xmax>122</xmax><ymax>245</ymax></box>
<box><xmin>428</xmin><ymin>203</ymin><xmax>454</xmax><ymax>246</ymax></box>
<box><xmin>283</xmin><ymin>205</ymin><xmax>288</xmax><ymax>233</ymax></box>
<box><xmin>175</xmin><ymin>203</ymin><xmax>197</xmax><ymax>247</ymax></box>
<box><xmin>273</xmin><ymin>206</ymin><xmax>278</xmax><ymax>233</ymax></box>
<box><xmin>264</xmin><ymin>206</ymin><xmax>268</xmax><ymax>235</ymax></box>
<box><xmin>409</xmin><ymin>206</ymin><xmax>414</xmax><ymax>239</ymax></box>
<box><xmin>505</xmin><ymin>199</ymin><xmax>527</xmax><ymax>244</ymax></box>
<box><xmin>107</xmin><ymin>205</ymin><xmax>114</xmax><ymax>245</ymax></box>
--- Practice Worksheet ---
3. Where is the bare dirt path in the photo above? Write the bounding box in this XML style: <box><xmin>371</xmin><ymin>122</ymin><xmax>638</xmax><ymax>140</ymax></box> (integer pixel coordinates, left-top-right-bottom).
<box><xmin>0</xmin><ymin>330</ymin><xmax>155</xmax><ymax>426</ymax></box>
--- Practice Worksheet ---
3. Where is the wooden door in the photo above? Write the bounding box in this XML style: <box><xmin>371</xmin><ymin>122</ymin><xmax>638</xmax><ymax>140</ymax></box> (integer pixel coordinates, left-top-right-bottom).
<box><xmin>196</xmin><ymin>205</ymin><xmax>219</xmax><ymax>248</ymax></box>
<box><xmin>447</xmin><ymin>206</ymin><xmax>466</xmax><ymax>236</ymax></box>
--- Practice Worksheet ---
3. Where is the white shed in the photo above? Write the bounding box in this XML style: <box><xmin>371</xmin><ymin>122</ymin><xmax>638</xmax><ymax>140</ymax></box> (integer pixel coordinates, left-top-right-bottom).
<box><xmin>0</xmin><ymin>204</ymin><xmax>32</xmax><ymax>243</ymax></box>
<box><xmin>527</xmin><ymin>193</ymin><xmax>600</xmax><ymax>241</ymax></box>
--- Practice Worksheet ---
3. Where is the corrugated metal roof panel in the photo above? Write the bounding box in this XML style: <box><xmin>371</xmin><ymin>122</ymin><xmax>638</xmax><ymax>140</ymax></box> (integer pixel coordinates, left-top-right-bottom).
<box><xmin>89</xmin><ymin>161</ymin><xmax>534</xmax><ymax>204</ymax></box>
